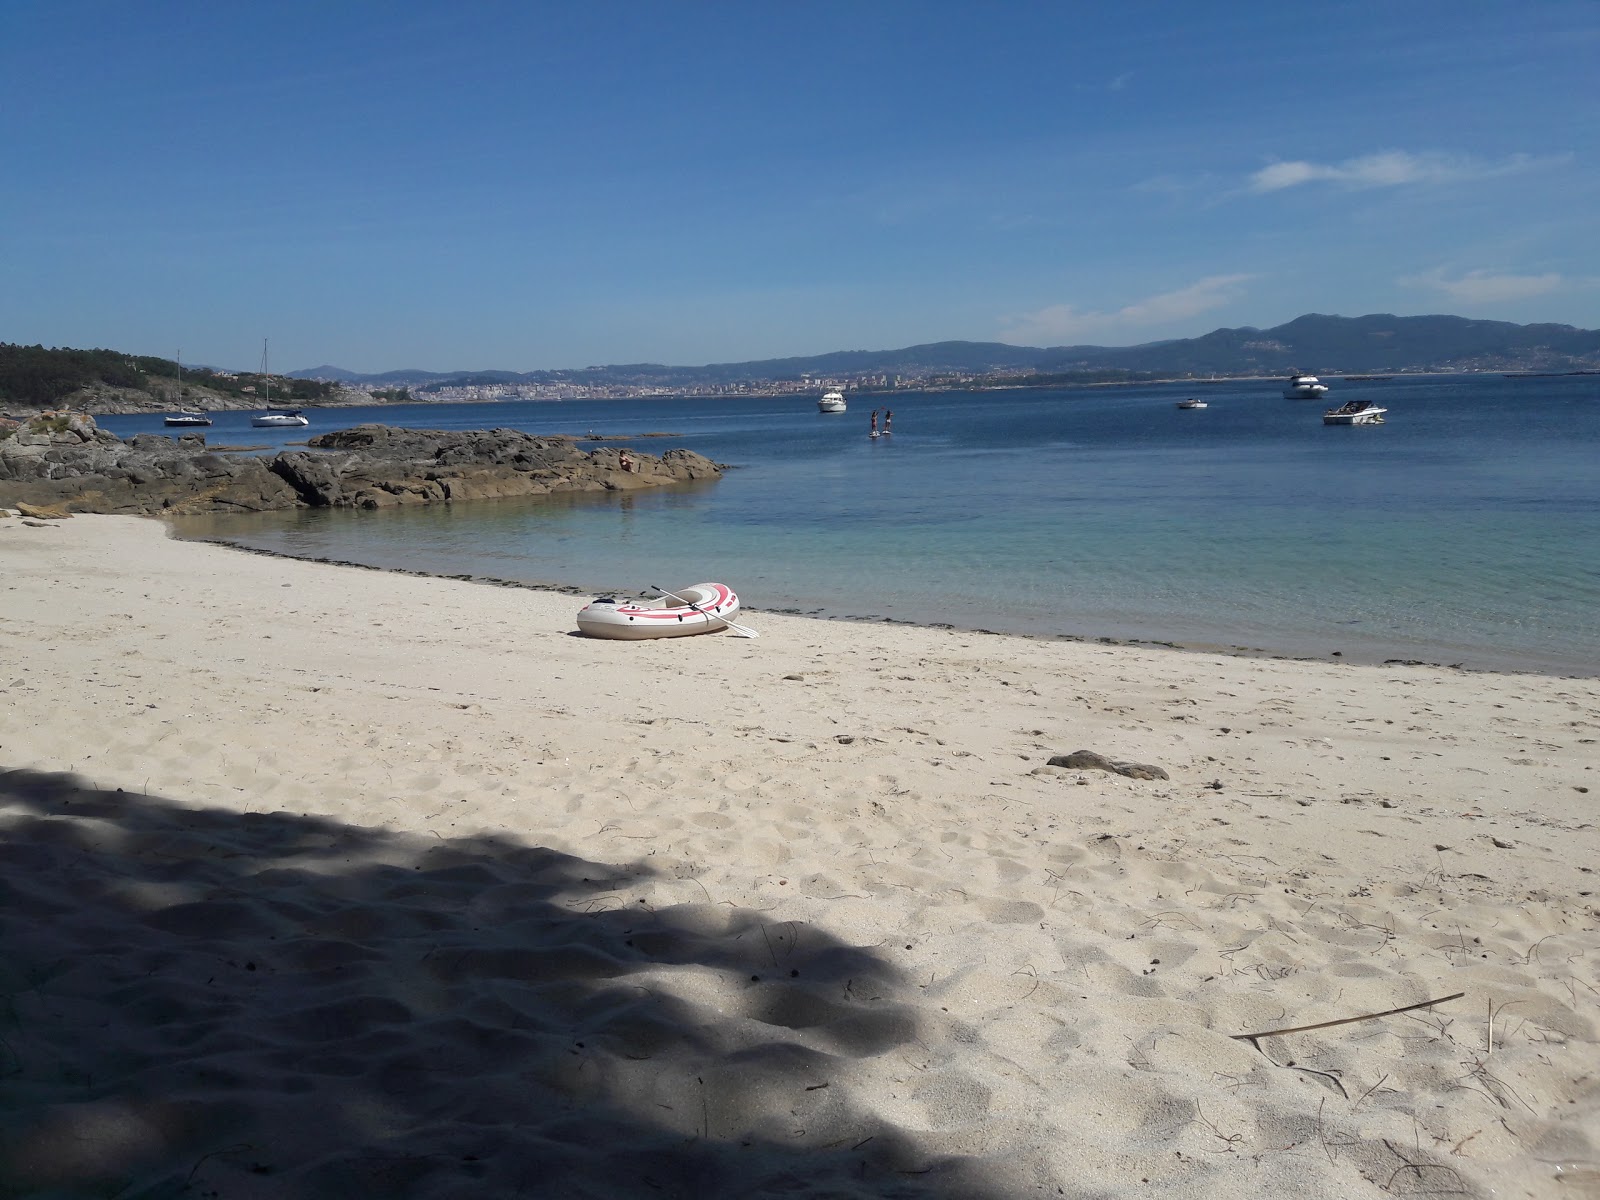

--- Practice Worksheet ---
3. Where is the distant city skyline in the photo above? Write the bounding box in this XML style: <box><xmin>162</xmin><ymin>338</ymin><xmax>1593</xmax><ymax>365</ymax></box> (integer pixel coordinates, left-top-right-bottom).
<box><xmin>3</xmin><ymin>1</ymin><xmax>1596</xmax><ymax>373</ymax></box>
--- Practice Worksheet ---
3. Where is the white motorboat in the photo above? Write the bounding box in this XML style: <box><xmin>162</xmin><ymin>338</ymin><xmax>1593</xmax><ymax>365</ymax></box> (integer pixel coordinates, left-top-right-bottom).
<box><xmin>576</xmin><ymin>582</ymin><xmax>741</xmax><ymax>639</ymax></box>
<box><xmin>1176</xmin><ymin>398</ymin><xmax>1207</xmax><ymax>410</ymax></box>
<box><xmin>1323</xmin><ymin>399</ymin><xmax>1387</xmax><ymax>425</ymax></box>
<box><xmin>1283</xmin><ymin>372</ymin><xmax>1330</xmax><ymax>399</ymax></box>
<box><xmin>817</xmin><ymin>389</ymin><xmax>847</xmax><ymax>413</ymax></box>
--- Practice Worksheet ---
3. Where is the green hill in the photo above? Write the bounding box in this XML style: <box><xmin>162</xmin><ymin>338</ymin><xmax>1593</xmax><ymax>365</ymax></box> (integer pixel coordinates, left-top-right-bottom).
<box><xmin>292</xmin><ymin>313</ymin><xmax>1600</xmax><ymax>389</ymax></box>
<box><xmin>0</xmin><ymin>343</ymin><xmax>335</xmax><ymax>409</ymax></box>
<box><xmin>10</xmin><ymin>313</ymin><xmax>1600</xmax><ymax>410</ymax></box>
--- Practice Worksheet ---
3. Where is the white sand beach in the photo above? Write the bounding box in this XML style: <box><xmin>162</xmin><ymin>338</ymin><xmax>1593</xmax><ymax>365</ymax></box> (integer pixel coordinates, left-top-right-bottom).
<box><xmin>2</xmin><ymin>512</ymin><xmax>1596</xmax><ymax>1198</ymax></box>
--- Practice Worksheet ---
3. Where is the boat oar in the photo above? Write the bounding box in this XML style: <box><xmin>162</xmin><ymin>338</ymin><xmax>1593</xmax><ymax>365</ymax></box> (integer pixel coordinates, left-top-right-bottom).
<box><xmin>650</xmin><ymin>585</ymin><xmax>760</xmax><ymax>638</ymax></box>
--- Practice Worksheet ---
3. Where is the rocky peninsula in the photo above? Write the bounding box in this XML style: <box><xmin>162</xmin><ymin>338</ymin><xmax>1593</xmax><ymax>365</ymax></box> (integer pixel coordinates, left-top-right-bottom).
<box><xmin>0</xmin><ymin>414</ymin><xmax>723</xmax><ymax>516</ymax></box>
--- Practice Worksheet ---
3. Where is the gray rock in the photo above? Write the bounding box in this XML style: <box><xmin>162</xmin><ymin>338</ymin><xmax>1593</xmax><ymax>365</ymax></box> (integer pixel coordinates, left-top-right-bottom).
<box><xmin>0</xmin><ymin>417</ymin><xmax>726</xmax><ymax>516</ymax></box>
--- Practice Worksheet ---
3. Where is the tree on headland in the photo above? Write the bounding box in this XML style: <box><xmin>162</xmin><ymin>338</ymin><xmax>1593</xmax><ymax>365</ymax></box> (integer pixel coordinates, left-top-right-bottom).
<box><xmin>0</xmin><ymin>343</ymin><xmax>334</xmax><ymax>408</ymax></box>
<box><xmin>0</xmin><ymin>344</ymin><xmax>147</xmax><ymax>405</ymax></box>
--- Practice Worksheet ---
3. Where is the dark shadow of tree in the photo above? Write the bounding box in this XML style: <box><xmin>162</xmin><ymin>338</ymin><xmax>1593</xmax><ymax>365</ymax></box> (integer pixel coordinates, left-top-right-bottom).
<box><xmin>0</xmin><ymin>768</ymin><xmax>1022</xmax><ymax>1199</ymax></box>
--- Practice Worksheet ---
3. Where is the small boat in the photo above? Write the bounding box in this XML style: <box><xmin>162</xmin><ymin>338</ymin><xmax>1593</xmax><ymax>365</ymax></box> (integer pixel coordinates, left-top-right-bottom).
<box><xmin>1323</xmin><ymin>399</ymin><xmax>1387</xmax><ymax>425</ymax></box>
<box><xmin>161</xmin><ymin>353</ymin><xmax>212</xmax><ymax>426</ymax></box>
<box><xmin>1283</xmin><ymin>372</ymin><xmax>1330</xmax><ymax>399</ymax></box>
<box><xmin>817</xmin><ymin>389</ymin><xmax>847</xmax><ymax>414</ymax></box>
<box><xmin>250</xmin><ymin>338</ymin><xmax>310</xmax><ymax>427</ymax></box>
<box><xmin>1176</xmin><ymin>398</ymin><xmax>1207</xmax><ymax>410</ymax></box>
<box><xmin>576</xmin><ymin>582</ymin><xmax>741</xmax><ymax>639</ymax></box>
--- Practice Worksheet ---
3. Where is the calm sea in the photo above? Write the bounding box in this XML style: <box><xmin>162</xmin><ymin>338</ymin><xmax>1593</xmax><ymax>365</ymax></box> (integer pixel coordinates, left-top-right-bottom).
<box><xmin>99</xmin><ymin>374</ymin><xmax>1600</xmax><ymax>675</ymax></box>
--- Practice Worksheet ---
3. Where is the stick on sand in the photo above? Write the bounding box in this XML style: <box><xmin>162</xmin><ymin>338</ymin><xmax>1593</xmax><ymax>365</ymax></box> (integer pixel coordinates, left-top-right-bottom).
<box><xmin>1231</xmin><ymin>991</ymin><xmax>1466</xmax><ymax>1047</ymax></box>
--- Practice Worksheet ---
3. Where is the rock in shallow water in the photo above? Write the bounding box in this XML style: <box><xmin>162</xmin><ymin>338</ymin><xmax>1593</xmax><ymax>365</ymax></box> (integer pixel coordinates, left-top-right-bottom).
<box><xmin>0</xmin><ymin>417</ymin><xmax>724</xmax><ymax>515</ymax></box>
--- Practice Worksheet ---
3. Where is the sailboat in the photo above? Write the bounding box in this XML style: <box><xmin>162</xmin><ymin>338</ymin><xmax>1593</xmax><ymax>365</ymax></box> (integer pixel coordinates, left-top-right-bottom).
<box><xmin>163</xmin><ymin>350</ymin><xmax>212</xmax><ymax>426</ymax></box>
<box><xmin>250</xmin><ymin>339</ymin><xmax>309</xmax><ymax>428</ymax></box>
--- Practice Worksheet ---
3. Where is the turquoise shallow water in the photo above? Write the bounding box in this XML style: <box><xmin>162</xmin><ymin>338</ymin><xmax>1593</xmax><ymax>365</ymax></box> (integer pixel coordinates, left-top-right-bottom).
<box><xmin>103</xmin><ymin>373</ymin><xmax>1600</xmax><ymax>675</ymax></box>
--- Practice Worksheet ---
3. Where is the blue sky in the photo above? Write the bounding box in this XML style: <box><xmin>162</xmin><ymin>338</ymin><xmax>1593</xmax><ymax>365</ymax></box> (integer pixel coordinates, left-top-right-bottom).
<box><xmin>2</xmin><ymin>1</ymin><xmax>1595</xmax><ymax>373</ymax></box>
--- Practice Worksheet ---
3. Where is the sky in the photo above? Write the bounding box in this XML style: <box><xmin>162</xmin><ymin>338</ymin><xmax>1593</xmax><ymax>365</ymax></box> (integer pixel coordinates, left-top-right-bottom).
<box><xmin>2</xmin><ymin>1</ymin><xmax>1596</xmax><ymax>374</ymax></box>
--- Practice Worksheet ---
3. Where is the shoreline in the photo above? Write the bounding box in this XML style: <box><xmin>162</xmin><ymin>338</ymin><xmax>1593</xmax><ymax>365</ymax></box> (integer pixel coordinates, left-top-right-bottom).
<box><xmin>189</xmin><ymin>527</ymin><xmax>1595</xmax><ymax>681</ymax></box>
<box><xmin>8</xmin><ymin>368</ymin><xmax>1557</xmax><ymax>419</ymax></box>
<box><xmin>3</xmin><ymin>512</ymin><xmax>1596</xmax><ymax>1197</ymax></box>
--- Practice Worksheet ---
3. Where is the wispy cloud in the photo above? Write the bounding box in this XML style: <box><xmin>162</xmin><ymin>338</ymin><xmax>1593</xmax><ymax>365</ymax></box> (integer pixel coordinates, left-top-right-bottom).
<box><xmin>1249</xmin><ymin>150</ymin><xmax>1567</xmax><ymax>193</ymax></box>
<box><xmin>1399</xmin><ymin>267</ymin><xmax>1564</xmax><ymax>304</ymax></box>
<box><xmin>999</xmin><ymin>274</ymin><xmax>1254</xmax><ymax>345</ymax></box>
<box><xmin>1133</xmin><ymin>173</ymin><xmax>1212</xmax><ymax>196</ymax></box>
<box><xmin>1075</xmin><ymin>70</ymin><xmax>1139</xmax><ymax>94</ymax></box>
<box><xmin>1076</xmin><ymin>71</ymin><xmax>1134</xmax><ymax>93</ymax></box>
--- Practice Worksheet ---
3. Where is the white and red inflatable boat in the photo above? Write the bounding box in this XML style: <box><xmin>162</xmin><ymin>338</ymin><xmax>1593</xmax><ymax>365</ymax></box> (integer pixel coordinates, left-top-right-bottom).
<box><xmin>576</xmin><ymin>582</ymin><xmax>741</xmax><ymax>640</ymax></box>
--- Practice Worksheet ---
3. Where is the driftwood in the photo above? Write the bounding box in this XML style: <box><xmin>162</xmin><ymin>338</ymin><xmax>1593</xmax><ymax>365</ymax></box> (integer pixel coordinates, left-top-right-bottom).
<box><xmin>1231</xmin><ymin>991</ymin><xmax>1466</xmax><ymax>1047</ymax></box>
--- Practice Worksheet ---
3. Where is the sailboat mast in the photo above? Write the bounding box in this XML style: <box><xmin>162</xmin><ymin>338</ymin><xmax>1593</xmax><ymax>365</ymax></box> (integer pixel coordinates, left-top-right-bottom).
<box><xmin>262</xmin><ymin>338</ymin><xmax>269</xmax><ymax>408</ymax></box>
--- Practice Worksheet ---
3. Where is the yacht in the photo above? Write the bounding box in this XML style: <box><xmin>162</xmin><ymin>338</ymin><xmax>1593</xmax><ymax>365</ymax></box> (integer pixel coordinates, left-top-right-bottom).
<box><xmin>1176</xmin><ymin>398</ymin><xmax>1207</xmax><ymax>410</ymax></box>
<box><xmin>1322</xmin><ymin>399</ymin><xmax>1387</xmax><ymax>426</ymax></box>
<box><xmin>161</xmin><ymin>353</ymin><xmax>212</xmax><ymax>426</ymax></box>
<box><xmin>817</xmin><ymin>389</ymin><xmax>847</xmax><ymax>414</ymax></box>
<box><xmin>1283</xmin><ymin>372</ymin><xmax>1330</xmax><ymax>399</ymax></box>
<box><xmin>249</xmin><ymin>338</ymin><xmax>310</xmax><ymax>427</ymax></box>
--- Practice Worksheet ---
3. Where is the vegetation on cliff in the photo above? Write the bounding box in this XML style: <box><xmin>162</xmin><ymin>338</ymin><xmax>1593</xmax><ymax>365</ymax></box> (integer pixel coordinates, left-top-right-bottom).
<box><xmin>0</xmin><ymin>344</ymin><xmax>335</xmax><ymax>409</ymax></box>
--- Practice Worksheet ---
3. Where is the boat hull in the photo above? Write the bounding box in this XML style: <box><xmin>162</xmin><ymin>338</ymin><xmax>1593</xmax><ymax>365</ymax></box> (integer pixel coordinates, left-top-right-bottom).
<box><xmin>251</xmin><ymin>413</ymin><xmax>309</xmax><ymax>428</ymax></box>
<box><xmin>164</xmin><ymin>414</ymin><xmax>212</xmax><ymax>427</ymax></box>
<box><xmin>577</xmin><ymin>582</ymin><xmax>740</xmax><ymax>639</ymax></box>
<box><xmin>1283</xmin><ymin>372</ymin><xmax>1329</xmax><ymax>399</ymax></box>
<box><xmin>1323</xmin><ymin>405</ymin><xmax>1387</xmax><ymax>425</ymax></box>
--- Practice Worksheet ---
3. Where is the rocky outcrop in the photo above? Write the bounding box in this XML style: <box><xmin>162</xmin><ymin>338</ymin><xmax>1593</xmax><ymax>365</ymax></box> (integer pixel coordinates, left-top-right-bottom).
<box><xmin>275</xmin><ymin>425</ymin><xmax>722</xmax><ymax>509</ymax></box>
<box><xmin>0</xmin><ymin>418</ymin><xmax>724</xmax><ymax>516</ymax></box>
<box><xmin>0</xmin><ymin>383</ymin><xmax>373</xmax><ymax>417</ymax></box>
<box><xmin>0</xmin><ymin>415</ymin><xmax>295</xmax><ymax>514</ymax></box>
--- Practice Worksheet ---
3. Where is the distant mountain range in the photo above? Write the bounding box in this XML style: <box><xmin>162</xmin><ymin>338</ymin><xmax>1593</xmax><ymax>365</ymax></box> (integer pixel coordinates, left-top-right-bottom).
<box><xmin>289</xmin><ymin>313</ymin><xmax>1600</xmax><ymax>388</ymax></box>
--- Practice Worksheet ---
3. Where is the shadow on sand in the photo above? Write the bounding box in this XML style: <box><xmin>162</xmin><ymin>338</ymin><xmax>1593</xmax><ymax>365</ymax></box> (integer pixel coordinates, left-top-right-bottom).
<box><xmin>0</xmin><ymin>768</ymin><xmax>1017</xmax><ymax>1198</ymax></box>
